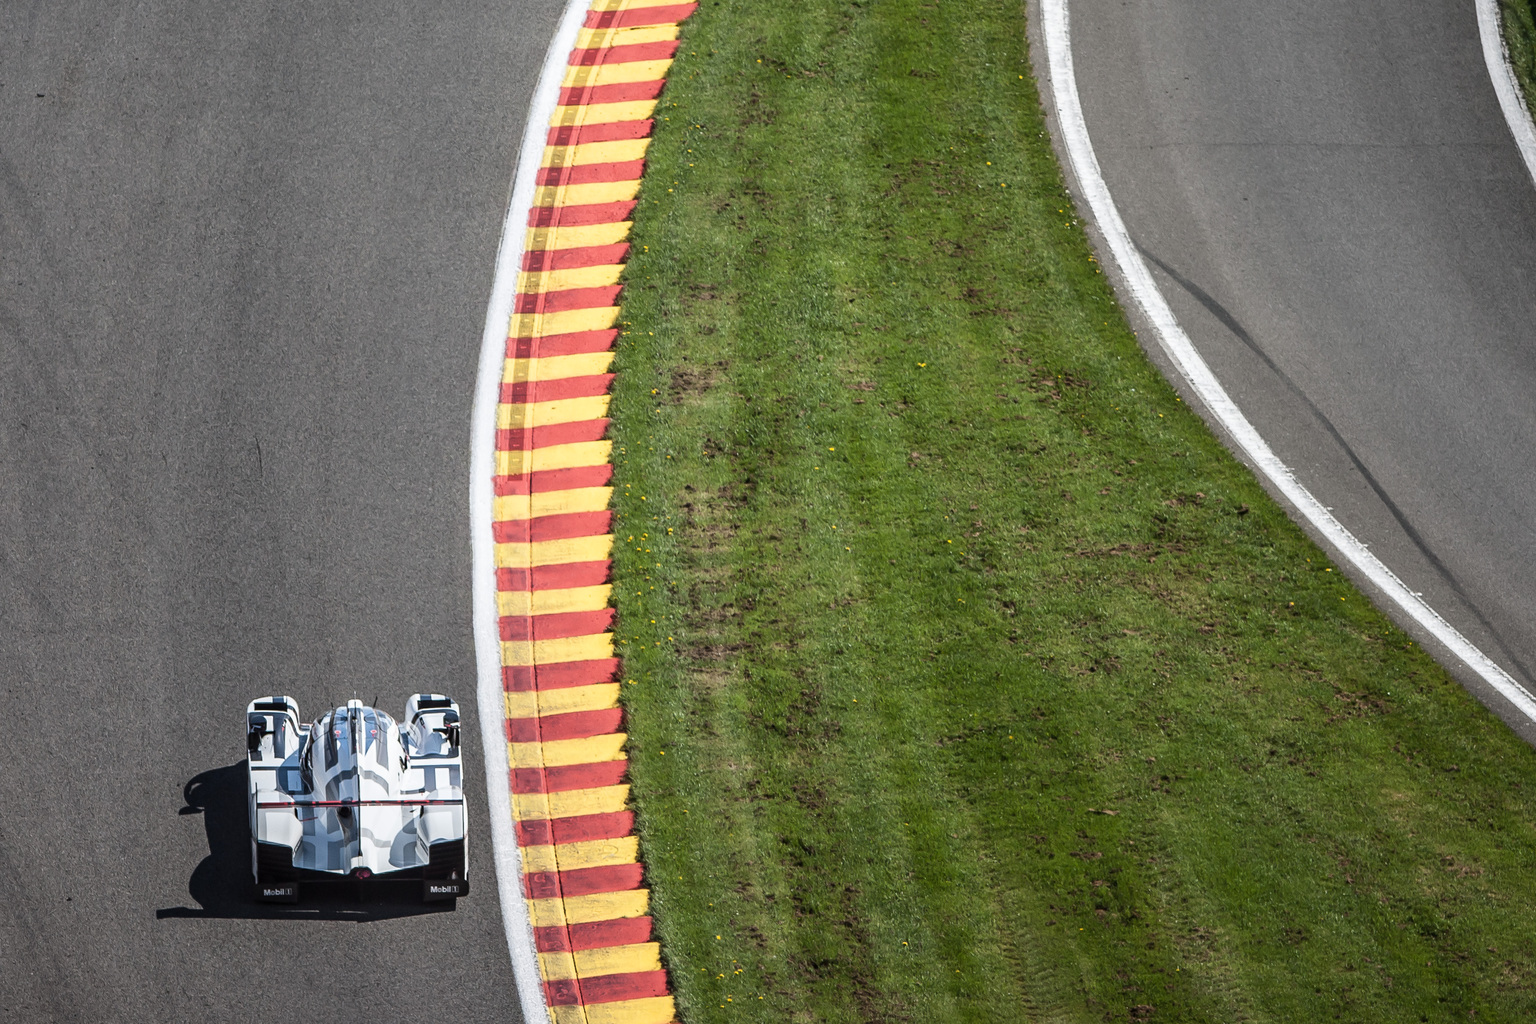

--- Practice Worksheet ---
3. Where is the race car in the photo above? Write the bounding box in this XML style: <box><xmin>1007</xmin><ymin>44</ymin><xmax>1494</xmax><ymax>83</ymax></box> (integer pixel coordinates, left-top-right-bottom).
<box><xmin>246</xmin><ymin>694</ymin><xmax>468</xmax><ymax>903</ymax></box>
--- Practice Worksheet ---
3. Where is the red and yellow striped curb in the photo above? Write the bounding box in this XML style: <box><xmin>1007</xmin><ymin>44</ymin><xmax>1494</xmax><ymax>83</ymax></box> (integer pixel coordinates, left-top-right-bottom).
<box><xmin>496</xmin><ymin>1</ymin><xmax>693</xmax><ymax>1022</ymax></box>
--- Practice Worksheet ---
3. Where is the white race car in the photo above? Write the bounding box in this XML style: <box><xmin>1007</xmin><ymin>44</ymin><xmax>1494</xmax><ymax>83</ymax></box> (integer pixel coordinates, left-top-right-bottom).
<box><xmin>246</xmin><ymin>695</ymin><xmax>469</xmax><ymax>903</ymax></box>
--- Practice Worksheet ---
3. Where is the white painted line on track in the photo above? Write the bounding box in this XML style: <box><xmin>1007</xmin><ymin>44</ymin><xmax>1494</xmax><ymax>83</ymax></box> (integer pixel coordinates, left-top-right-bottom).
<box><xmin>1477</xmin><ymin>0</ymin><xmax>1536</xmax><ymax>189</ymax></box>
<box><xmin>1040</xmin><ymin>0</ymin><xmax>1536</xmax><ymax>724</ymax></box>
<box><xmin>470</xmin><ymin>1</ymin><xmax>590</xmax><ymax>1019</ymax></box>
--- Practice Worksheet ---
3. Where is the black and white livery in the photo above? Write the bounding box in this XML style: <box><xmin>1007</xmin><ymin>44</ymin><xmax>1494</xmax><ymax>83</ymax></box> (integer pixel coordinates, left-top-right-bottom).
<box><xmin>246</xmin><ymin>695</ymin><xmax>469</xmax><ymax>903</ymax></box>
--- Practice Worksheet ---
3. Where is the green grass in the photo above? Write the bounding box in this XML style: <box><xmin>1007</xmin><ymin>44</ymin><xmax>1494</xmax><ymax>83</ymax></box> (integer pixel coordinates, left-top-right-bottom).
<box><xmin>604</xmin><ymin>1</ymin><xmax>1536</xmax><ymax>1020</ymax></box>
<box><xmin>1503</xmin><ymin>1</ymin><xmax>1536</xmax><ymax>118</ymax></box>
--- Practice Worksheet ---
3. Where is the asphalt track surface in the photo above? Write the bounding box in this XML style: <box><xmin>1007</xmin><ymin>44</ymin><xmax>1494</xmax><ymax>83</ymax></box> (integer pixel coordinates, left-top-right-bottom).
<box><xmin>0</xmin><ymin>3</ymin><xmax>565</xmax><ymax>1019</ymax></box>
<box><xmin>1065</xmin><ymin>0</ymin><xmax>1536</xmax><ymax>737</ymax></box>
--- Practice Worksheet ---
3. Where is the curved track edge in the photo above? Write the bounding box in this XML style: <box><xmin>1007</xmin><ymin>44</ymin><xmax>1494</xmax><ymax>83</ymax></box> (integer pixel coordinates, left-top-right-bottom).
<box><xmin>473</xmin><ymin>2</ymin><xmax>695</xmax><ymax>1022</ymax></box>
<box><xmin>1037</xmin><ymin>0</ymin><xmax>1536</xmax><ymax>727</ymax></box>
<box><xmin>1480</xmin><ymin>0</ymin><xmax>1536</xmax><ymax>188</ymax></box>
<box><xmin>473</xmin><ymin>3</ymin><xmax>592</xmax><ymax>1019</ymax></box>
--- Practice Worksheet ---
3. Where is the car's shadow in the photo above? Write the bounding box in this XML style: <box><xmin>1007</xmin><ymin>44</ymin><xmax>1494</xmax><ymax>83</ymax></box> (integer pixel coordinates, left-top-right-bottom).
<box><xmin>156</xmin><ymin>762</ymin><xmax>451</xmax><ymax>921</ymax></box>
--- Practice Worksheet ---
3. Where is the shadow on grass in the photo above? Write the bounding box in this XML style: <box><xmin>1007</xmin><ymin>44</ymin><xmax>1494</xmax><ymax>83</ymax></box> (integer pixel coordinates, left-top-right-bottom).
<box><xmin>156</xmin><ymin>762</ymin><xmax>450</xmax><ymax>922</ymax></box>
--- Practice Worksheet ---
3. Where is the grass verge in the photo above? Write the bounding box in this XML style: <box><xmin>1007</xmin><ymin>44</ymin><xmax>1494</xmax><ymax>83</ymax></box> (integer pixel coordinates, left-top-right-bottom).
<box><xmin>607</xmin><ymin>1</ymin><xmax>1536</xmax><ymax>1020</ymax></box>
<box><xmin>1503</xmin><ymin>0</ymin><xmax>1536</xmax><ymax>118</ymax></box>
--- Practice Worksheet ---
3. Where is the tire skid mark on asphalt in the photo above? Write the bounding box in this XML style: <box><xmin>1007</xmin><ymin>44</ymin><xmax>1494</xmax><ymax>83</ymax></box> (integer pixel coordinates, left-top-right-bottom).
<box><xmin>493</xmin><ymin>1</ymin><xmax>694</xmax><ymax>1021</ymax></box>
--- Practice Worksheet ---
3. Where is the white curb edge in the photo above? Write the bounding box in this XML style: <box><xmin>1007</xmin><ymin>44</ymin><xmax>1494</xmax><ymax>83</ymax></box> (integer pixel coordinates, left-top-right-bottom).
<box><xmin>1038</xmin><ymin>0</ymin><xmax>1536</xmax><ymax>724</ymax></box>
<box><xmin>470</xmin><ymin>1</ymin><xmax>592</xmax><ymax>1020</ymax></box>
<box><xmin>1478</xmin><ymin>0</ymin><xmax>1536</xmax><ymax>189</ymax></box>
